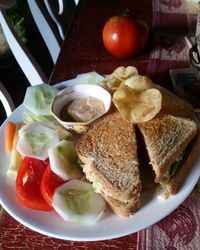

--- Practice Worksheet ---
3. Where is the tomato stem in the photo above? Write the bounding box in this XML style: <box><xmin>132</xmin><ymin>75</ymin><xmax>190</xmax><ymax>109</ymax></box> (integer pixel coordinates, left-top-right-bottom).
<box><xmin>121</xmin><ymin>8</ymin><xmax>132</xmax><ymax>17</ymax></box>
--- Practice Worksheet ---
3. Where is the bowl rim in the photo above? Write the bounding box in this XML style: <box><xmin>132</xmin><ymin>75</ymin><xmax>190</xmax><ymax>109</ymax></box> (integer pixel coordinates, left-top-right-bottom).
<box><xmin>50</xmin><ymin>84</ymin><xmax>112</xmax><ymax>126</ymax></box>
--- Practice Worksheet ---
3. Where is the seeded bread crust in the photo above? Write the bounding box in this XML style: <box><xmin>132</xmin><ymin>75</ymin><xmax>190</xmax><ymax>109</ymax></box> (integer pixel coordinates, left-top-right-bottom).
<box><xmin>76</xmin><ymin>110</ymin><xmax>141</xmax><ymax>202</ymax></box>
<box><xmin>137</xmin><ymin>114</ymin><xmax>197</xmax><ymax>184</ymax></box>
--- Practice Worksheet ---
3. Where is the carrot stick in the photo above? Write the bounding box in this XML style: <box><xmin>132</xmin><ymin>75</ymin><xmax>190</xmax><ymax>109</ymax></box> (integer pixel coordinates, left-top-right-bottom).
<box><xmin>5</xmin><ymin>121</ymin><xmax>16</xmax><ymax>152</ymax></box>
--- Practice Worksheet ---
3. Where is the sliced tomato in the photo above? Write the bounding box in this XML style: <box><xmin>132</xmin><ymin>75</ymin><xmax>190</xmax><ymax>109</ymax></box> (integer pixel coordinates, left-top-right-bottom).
<box><xmin>40</xmin><ymin>164</ymin><xmax>65</xmax><ymax>207</ymax></box>
<box><xmin>16</xmin><ymin>157</ymin><xmax>52</xmax><ymax>211</ymax></box>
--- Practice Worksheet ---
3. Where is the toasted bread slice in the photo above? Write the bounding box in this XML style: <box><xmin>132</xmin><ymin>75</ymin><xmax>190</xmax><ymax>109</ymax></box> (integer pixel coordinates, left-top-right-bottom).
<box><xmin>168</xmin><ymin>131</ymin><xmax>200</xmax><ymax>194</ymax></box>
<box><xmin>76</xmin><ymin>110</ymin><xmax>141</xmax><ymax>216</ymax></box>
<box><xmin>137</xmin><ymin>114</ymin><xmax>198</xmax><ymax>194</ymax></box>
<box><xmin>102</xmin><ymin>193</ymin><xmax>141</xmax><ymax>217</ymax></box>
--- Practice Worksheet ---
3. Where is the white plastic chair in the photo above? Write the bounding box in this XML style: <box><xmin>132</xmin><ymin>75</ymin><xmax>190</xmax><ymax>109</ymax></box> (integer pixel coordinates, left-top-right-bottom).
<box><xmin>0</xmin><ymin>81</ymin><xmax>15</xmax><ymax>117</ymax></box>
<box><xmin>0</xmin><ymin>0</ymin><xmax>77</xmax><ymax>121</ymax></box>
<box><xmin>27</xmin><ymin>0</ymin><xmax>77</xmax><ymax>64</ymax></box>
<box><xmin>0</xmin><ymin>1</ymin><xmax>77</xmax><ymax>86</ymax></box>
<box><xmin>0</xmin><ymin>9</ymin><xmax>48</xmax><ymax>86</ymax></box>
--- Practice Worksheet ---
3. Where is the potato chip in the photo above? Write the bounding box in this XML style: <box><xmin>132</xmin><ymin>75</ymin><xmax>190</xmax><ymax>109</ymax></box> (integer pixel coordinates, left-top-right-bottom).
<box><xmin>113</xmin><ymin>84</ymin><xmax>162</xmax><ymax>123</ymax></box>
<box><xmin>102</xmin><ymin>74</ymin><xmax>121</xmax><ymax>92</ymax></box>
<box><xmin>106</xmin><ymin>66</ymin><xmax>194</xmax><ymax>123</ymax></box>
<box><xmin>123</xmin><ymin>75</ymin><xmax>156</xmax><ymax>91</ymax></box>
<box><xmin>113</xmin><ymin>66</ymin><xmax>138</xmax><ymax>81</ymax></box>
<box><xmin>102</xmin><ymin>66</ymin><xmax>138</xmax><ymax>93</ymax></box>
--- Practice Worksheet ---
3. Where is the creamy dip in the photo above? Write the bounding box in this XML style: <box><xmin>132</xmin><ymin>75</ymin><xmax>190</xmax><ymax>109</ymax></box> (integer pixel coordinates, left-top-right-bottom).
<box><xmin>61</xmin><ymin>96</ymin><xmax>105</xmax><ymax>122</ymax></box>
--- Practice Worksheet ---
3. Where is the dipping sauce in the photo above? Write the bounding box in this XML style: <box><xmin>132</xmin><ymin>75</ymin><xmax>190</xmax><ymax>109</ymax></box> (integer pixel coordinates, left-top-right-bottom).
<box><xmin>61</xmin><ymin>97</ymin><xmax>105</xmax><ymax>122</ymax></box>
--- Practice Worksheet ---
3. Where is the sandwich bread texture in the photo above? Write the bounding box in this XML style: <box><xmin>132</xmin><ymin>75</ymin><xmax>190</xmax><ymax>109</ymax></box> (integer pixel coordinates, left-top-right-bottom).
<box><xmin>76</xmin><ymin>110</ymin><xmax>142</xmax><ymax>217</ymax></box>
<box><xmin>138</xmin><ymin>114</ymin><xmax>198</xmax><ymax>194</ymax></box>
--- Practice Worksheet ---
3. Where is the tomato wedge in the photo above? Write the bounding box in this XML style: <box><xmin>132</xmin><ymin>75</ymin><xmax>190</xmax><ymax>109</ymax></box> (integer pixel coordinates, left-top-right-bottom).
<box><xmin>16</xmin><ymin>157</ymin><xmax>52</xmax><ymax>211</ymax></box>
<box><xmin>40</xmin><ymin>164</ymin><xmax>65</xmax><ymax>207</ymax></box>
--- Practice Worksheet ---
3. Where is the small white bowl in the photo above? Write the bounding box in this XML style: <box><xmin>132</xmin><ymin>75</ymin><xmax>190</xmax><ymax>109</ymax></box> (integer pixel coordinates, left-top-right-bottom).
<box><xmin>51</xmin><ymin>84</ymin><xmax>111</xmax><ymax>133</ymax></box>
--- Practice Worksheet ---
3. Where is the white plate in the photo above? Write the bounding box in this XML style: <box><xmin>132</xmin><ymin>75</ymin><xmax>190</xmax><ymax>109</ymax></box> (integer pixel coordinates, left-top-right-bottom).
<box><xmin>0</xmin><ymin>81</ymin><xmax>200</xmax><ymax>241</ymax></box>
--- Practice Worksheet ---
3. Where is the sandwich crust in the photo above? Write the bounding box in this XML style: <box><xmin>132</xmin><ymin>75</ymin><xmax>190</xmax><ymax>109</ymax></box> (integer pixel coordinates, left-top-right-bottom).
<box><xmin>168</xmin><ymin>132</ymin><xmax>200</xmax><ymax>194</ymax></box>
<box><xmin>102</xmin><ymin>193</ymin><xmax>140</xmax><ymax>217</ymax></box>
<box><xmin>76</xmin><ymin>110</ymin><xmax>141</xmax><ymax>206</ymax></box>
<box><xmin>138</xmin><ymin>114</ymin><xmax>197</xmax><ymax>187</ymax></box>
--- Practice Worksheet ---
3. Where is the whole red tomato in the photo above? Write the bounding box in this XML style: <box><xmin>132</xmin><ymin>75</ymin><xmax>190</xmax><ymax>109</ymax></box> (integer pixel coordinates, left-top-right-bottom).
<box><xmin>102</xmin><ymin>15</ymin><xmax>149</xmax><ymax>58</ymax></box>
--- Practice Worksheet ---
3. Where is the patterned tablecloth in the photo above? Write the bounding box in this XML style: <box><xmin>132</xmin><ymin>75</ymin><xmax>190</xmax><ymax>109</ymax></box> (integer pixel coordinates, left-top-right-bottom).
<box><xmin>147</xmin><ymin>0</ymin><xmax>198</xmax><ymax>90</ymax></box>
<box><xmin>0</xmin><ymin>207</ymin><xmax>137</xmax><ymax>249</ymax></box>
<box><xmin>0</xmin><ymin>0</ymin><xmax>200</xmax><ymax>249</ymax></box>
<box><xmin>138</xmin><ymin>0</ymin><xmax>200</xmax><ymax>249</ymax></box>
<box><xmin>138</xmin><ymin>187</ymin><xmax>200</xmax><ymax>250</ymax></box>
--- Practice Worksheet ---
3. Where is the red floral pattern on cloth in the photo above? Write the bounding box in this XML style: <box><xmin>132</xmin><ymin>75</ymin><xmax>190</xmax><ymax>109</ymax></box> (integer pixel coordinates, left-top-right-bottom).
<box><xmin>147</xmin><ymin>0</ymin><xmax>198</xmax><ymax>90</ymax></box>
<box><xmin>137</xmin><ymin>0</ymin><xmax>200</xmax><ymax>249</ymax></box>
<box><xmin>0</xmin><ymin>208</ymin><xmax>137</xmax><ymax>249</ymax></box>
<box><xmin>137</xmin><ymin>187</ymin><xmax>200</xmax><ymax>249</ymax></box>
<box><xmin>156</xmin><ymin>0</ymin><xmax>198</xmax><ymax>14</ymax></box>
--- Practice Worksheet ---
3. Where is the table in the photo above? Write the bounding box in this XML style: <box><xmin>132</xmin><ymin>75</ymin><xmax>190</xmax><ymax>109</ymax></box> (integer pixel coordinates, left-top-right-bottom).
<box><xmin>49</xmin><ymin>0</ymin><xmax>152</xmax><ymax>85</ymax></box>
<box><xmin>1</xmin><ymin>0</ymin><xmax>200</xmax><ymax>249</ymax></box>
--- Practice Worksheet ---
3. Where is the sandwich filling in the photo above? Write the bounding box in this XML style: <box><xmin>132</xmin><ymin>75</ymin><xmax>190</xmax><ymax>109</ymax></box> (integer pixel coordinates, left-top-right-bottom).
<box><xmin>159</xmin><ymin>150</ymin><xmax>185</xmax><ymax>187</ymax></box>
<box><xmin>138</xmin><ymin>114</ymin><xmax>198</xmax><ymax>195</ymax></box>
<box><xmin>82</xmin><ymin>163</ymin><xmax>132</xmax><ymax>203</ymax></box>
<box><xmin>159</xmin><ymin>131</ymin><xmax>198</xmax><ymax>188</ymax></box>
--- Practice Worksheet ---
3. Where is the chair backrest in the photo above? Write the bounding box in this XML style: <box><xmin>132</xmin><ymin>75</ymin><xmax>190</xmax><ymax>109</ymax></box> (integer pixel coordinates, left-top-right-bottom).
<box><xmin>0</xmin><ymin>1</ymin><xmax>77</xmax><ymax>122</ymax></box>
<box><xmin>0</xmin><ymin>1</ymin><xmax>77</xmax><ymax>86</ymax></box>
<box><xmin>0</xmin><ymin>9</ymin><xmax>48</xmax><ymax>86</ymax></box>
<box><xmin>0</xmin><ymin>81</ymin><xmax>15</xmax><ymax>118</ymax></box>
<box><xmin>27</xmin><ymin>0</ymin><xmax>76</xmax><ymax>64</ymax></box>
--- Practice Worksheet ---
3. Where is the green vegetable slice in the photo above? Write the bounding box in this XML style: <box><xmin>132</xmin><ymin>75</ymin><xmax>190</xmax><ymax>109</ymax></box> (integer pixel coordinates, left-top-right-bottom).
<box><xmin>52</xmin><ymin>180</ymin><xmax>106</xmax><ymax>224</ymax></box>
<box><xmin>16</xmin><ymin>121</ymin><xmax>59</xmax><ymax>160</ymax></box>
<box><xmin>23</xmin><ymin>84</ymin><xmax>58</xmax><ymax>116</ymax></box>
<box><xmin>48</xmin><ymin>140</ymin><xmax>82</xmax><ymax>180</ymax></box>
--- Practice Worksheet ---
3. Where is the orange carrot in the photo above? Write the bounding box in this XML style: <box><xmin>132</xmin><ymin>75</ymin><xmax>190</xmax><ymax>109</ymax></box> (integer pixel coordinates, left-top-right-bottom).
<box><xmin>5</xmin><ymin>121</ymin><xmax>16</xmax><ymax>152</ymax></box>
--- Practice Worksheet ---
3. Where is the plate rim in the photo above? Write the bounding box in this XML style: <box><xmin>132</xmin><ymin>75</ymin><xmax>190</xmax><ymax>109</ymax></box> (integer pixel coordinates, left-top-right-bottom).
<box><xmin>0</xmin><ymin>81</ymin><xmax>200</xmax><ymax>241</ymax></box>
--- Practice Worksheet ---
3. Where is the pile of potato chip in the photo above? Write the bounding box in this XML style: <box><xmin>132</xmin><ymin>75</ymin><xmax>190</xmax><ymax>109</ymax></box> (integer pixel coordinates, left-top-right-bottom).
<box><xmin>102</xmin><ymin>66</ymin><xmax>193</xmax><ymax>123</ymax></box>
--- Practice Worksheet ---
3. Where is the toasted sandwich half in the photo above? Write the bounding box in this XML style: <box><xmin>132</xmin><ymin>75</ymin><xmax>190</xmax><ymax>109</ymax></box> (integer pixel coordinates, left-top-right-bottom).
<box><xmin>76</xmin><ymin>110</ymin><xmax>142</xmax><ymax>217</ymax></box>
<box><xmin>137</xmin><ymin>113</ymin><xmax>199</xmax><ymax>196</ymax></box>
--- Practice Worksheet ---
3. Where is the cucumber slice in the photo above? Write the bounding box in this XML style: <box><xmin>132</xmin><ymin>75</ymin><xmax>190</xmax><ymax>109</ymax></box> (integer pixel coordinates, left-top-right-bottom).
<box><xmin>48</xmin><ymin>140</ymin><xmax>82</xmax><ymax>180</ymax></box>
<box><xmin>75</xmin><ymin>71</ymin><xmax>105</xmax><ymax>85</ymax></box>
<box><xmin>23</xmin><ymin>84</ymin><xmax>58</xmax><ymax>116</ymax></box>
<box><xmin>52</xmin><ymin>180</ymin><xmax>106</xmax><ymax>224</ymax></box>
<box><xmin>16</xmin><ymin>121</ymin><xmax>59</xmax><ymax>160</ymax></box>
